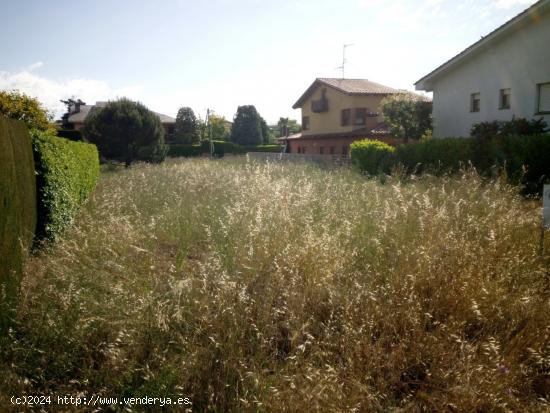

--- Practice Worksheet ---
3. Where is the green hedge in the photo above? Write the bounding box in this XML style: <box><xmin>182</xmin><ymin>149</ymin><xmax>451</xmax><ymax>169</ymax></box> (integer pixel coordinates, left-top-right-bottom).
<box><xmin>351</xmin><ymin>135</ymin><xmax>550</xmax><ymax>194</ymax></box>
<box><xmin>56</xmin><ymin>128</ymin><xmax>83</xmax><ymax>142</ymax></box>
<box><xmin>168</xmin><ymin>142</ymin><xmax>282</xmax><ymax>157</ymax></box>
<box><xmin>32</xmin><ymin>131</ymin><xmax>100</xmax><ymax>240</ymax></box>
<box><xmin>394</xmin><ymin>138</ymin><xmax>477</xmax><ymax>174</ymax></box>
<box><xmin>350</xmin><ymin>139</ymin><xmax>396</xmax><ymax>175</ymax></box>
<box><xmin>168</xmin><ymin>144</ymin><xmax>202</xmax><ymax>157</ymax></box>
<box><xmin>0</xmin><ymin>116</ymin><xmax>36</xmax><ymax>330</ymax></box>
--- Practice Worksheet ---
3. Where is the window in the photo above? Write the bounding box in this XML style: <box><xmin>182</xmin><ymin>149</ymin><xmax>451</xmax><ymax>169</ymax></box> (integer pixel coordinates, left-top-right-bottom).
<box><xmin>329</xmin><ymin>146</ymin><xmax>335</xmax><ymax>155</ymax></box>
<box><xmin>342</xmin><ymin>145</ymin><xmax>349</xmax><ymax>156</ymax></box>
<box><xmin>499</xmin><ymin>88</ymin><xmax>511</xmax><ymax>110</ymax></box>
<box><xmin>302</xmin><ymin>146</ymin><xmax>307</xmax><ymax>154</ymax></box>
<box><xmin>319</xmin><ymin>146</ymin><xmax>325</xmax><ymax>154</ymax></box>
<box><xmin>341</xmin><ymin>109</ymin><xmax>351</xmax><ymax>126</ymax></box>
<box><xmin>537</xmin><ymin>82</ymin><xmax>550</xmax><ymax>114</ymax></box>
<box><xmin>354</xmin><ymin>108</ymin><xmax>367</xmax><ymax>125</ymax></box>
<box><xmin>302</xmin><ymin>116</ymin><xmax>310</xmax><ymax>130</ymax></box>
<box><xmin>470</xmin><ymin>93</ymin><xmax>480</xmax><ymax>112</ymax></box>
<box><xmin>297</xmin><ymin>147</ymin><xmax>301</xmax><ymax>154</ymax></box>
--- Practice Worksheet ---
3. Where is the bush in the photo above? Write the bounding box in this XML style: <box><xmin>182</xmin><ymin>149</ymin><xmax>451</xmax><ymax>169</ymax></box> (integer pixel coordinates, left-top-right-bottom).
<box><xmin>395</xmin><ymin>138</ymin><xmax>476</xmax><ymax>174</ymax></box>
<box><xmin>495</xmin><ymin>134</ymin><xmax>550</xmax><ymax>193</ymax></box>
<box><xmin>32</xmin><ymin>131</ymin><xmax>100</xmax><ymax>240</ymax></box>
<box><xmin>82</xmin><ymin>98</ymin><xmax>167</xmax><ymax>166</ymax></box>
<box><xmin>168</xmin><ymin>142</ymin><xmax>282</xmax><ymax>158</ymax></box>
<box><xmin>168</xmin><ymin>144</ymin><xmax>202</xmax><ymax>157</ymax></box>
<box><xmin>244</xmin><ymin>144</ymin><xmax>281</xmax><ymax>153</ymax></box>
<box><xmin>0</xmin><ymin>90</ymin><xmax>56</xmax><ymax>134</ymax></box>
<box><xmin>350</xmin><ymin>139</ymin><xmax>396</xmax><ymax>175</ymax></box>
<box><xmin>471</xmin><ymin>117</ymin><xmax>548</xmax><ymax>140</ymax></box>
<box><xmin>0</xmin><ymin>116</ymin><xmax>36</xmax><ymax>331</ymax></box>
<box><xmin>56</xmin><ymin>129</ymin><xmax>83</xmax><ymax>142</ymax></box>
<box><xmin>393</xmin><ymin>135</ymin><xmax>550</xmax><ymax>193</ymax></box>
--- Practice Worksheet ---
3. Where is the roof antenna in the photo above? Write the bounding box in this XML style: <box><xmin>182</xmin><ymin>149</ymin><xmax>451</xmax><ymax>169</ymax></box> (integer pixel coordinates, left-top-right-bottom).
<box><xmin>336</xmin><ymin>43</ymin><xmax>354</xmax><ymax>79</ymax></box>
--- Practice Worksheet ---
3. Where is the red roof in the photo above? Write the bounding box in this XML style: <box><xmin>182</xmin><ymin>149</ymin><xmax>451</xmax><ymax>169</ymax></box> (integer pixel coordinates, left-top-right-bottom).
<box><xmin>293</xmin><ymin>78</ymin><xmax>404</xmax><ymax>109</ymax></box>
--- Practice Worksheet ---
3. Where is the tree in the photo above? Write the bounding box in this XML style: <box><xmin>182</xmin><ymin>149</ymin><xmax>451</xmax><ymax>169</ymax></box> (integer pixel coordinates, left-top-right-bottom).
<box><xmin>381</xmin><ymin>94</ymin><xmax>432</xmax><ymax>143</ymax></box>
<box><xmin>0</xmin><ymin>90</ymin><xmax>56</xmax><ymax>133</ymax></box>
<box><xmin>174</xmin><ymin>107</ymin><xmax>200</xmax><ymax>144</ymax></box>
<box><xmin>230</xmin><ymin>105</ymin><xmax>263</xmax><ymax>145</ymax></box>
<box><xmin>277</xmin><ymin>117</ymin><xmax>301</xmax><ymax>137</ymax></box>
<box><xmin>209</xmin><ymin>114</ymin><xmax>231</xmax><ymax>141</ymax></box>
<box><xmin>59</xmin><ymin>98</ymin><xmax>86</xmax><ymax>129</ymax></box>
<box><xmin>82</xmin><ymin>98</ymin><xmax>166</xmax><ymax>166</ymax></box>
<box><xmin>260</xmin><ymin>117</ymin><xmax>272</xmax><ymax>144</ymax></box>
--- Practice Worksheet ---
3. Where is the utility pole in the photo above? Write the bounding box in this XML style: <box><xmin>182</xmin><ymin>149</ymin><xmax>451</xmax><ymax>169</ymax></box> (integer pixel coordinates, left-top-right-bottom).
<box><xmin>336</xmin><ymin>43</ymin><xmax>354</xmax><ymax>79</ymax></box>
<box><xmin>206</xmin><ymin>108</ymin><xmax>213</xmax><ymax>158</ymax></box>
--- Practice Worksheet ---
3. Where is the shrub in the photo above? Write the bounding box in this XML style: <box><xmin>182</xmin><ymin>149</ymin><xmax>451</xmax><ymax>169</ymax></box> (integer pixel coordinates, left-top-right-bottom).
<box><xmin>0</xmin><ymin>116</ymin><xmax>36</xmax><ymax>331</ymax></box>
<box><xmin>471</xmin><ymin>117</ymin><xmax>548</xmax><ymax>140</ymax></box>
<box><xmin>82</xmin><ymin>98</ymin><xmax>167</xmax><ymax>166</ymax></box>
<box><xmin>244</xmin><ymin>144</ymin><xmax>281</xmax><ymax>153</ymax></box>
<box><xmin>395</xmin><ymin>138</ymin><xmax>476</xmax><ymax>174</ymax></box>
<box><xmin>350</xmin><ymin>139</ymin><xmax>396</xmax><ymax>174</ymax></box>
<box><xmin>169</xmin><ymin>142</ymin><xmax>282</xmax><ymax>158</ymax></box>
<box><xmin>168</xmin><ymin>144</ymin><xmax>202</xmax><ymax>157</ymax></box>
<box><xmin>56</xmin><ymin>129</ymin><xmax>83</xmax><ymax>142</ymax></box>
<box><xmin>495</xmin><ymin>134</ymin><xmax>550</xmax><ymax>193</ymax></box>
<box><xmin>32</xmin><ymin>131</ymin><xmax>100</xmax><ymax>240</ymax></box>
<box><xmin>393</xmin><ymin>135</ymin><xmax>550</xmax><ymax>193</ymax></box>
<box><xmin>0</xmin><ymin>90</ymin><xmax>56</xmax><ymax>134</ymax></box>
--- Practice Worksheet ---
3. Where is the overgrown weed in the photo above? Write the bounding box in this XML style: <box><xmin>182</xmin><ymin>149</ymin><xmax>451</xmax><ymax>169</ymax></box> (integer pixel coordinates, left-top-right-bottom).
<box><xmin>1</xmin><ymin>158</ymin><xmax>549</xmax><ymax>412</ymax></box>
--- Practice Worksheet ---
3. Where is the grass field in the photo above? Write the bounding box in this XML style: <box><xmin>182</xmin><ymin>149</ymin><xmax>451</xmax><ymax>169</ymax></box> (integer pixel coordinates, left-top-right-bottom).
<box><xmin>1</xmin><ymin>158</ymin><xmax>549</xmax><ymax>412</ymax></box>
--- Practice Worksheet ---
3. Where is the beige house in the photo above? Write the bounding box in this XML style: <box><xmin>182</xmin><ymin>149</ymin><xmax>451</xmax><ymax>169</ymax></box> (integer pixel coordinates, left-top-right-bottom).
<box><xmin>67</xmin><ymin>101</ymin><xmax>176</xmax><ymax>138</ymax></box>
<box><xmin>415</xmin><ymin>0</ymin><xmax>550</xmax><ymax>137</ymax></box>
<box><xmin>282</xmin><ymin>78</ymin><xmax>405</xmax><ymax>155</ymax></box>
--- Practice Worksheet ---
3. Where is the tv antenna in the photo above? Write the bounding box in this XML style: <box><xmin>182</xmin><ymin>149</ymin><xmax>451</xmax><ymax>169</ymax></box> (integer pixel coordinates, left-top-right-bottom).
<box><xmin>336</xmin><ymin>43</ymin><xmax>354</xmax><ymax>79</ymax></box>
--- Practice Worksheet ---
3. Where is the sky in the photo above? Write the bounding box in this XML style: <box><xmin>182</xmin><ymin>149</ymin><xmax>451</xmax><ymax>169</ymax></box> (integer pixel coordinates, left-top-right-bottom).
<box><xmin>0</xmin><ymin>0</ymin><xmax>538</xmax><ymax>123</ymax></box>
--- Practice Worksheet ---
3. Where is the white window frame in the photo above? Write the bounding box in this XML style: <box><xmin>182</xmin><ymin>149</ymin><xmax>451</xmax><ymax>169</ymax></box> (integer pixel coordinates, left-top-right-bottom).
<box><xmin>537</xmin><ymin>82</ymin><xmax>550</xmax><ymax>114</ymax></box>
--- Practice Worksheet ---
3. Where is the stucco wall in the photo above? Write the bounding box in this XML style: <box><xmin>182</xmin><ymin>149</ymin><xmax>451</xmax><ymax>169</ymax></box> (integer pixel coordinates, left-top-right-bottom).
<box><xmin>431</xmin><ymin>9</ymin><xmax>550</xmax><ymax>137</ymax></box>
<box><xmin>287</xmin><ymin>135</ymin><xmax>403</xmax><ymax>155</ymax></box>
<box><xmin>300</xmin><ymin>86</ymin><xmax>386</xmax><ymax>136</ymax></box>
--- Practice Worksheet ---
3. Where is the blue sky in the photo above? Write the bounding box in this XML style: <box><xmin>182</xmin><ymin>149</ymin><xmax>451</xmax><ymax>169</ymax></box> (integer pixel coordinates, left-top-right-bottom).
<box><xmin>0</xmin><ymin>0</ymin><xmax>537</xmax><ymax>123</ymax></box>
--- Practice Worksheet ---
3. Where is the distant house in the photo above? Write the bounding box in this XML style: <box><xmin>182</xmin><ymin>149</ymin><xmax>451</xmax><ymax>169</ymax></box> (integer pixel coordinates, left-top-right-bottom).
<box><xmin>415</xmin><ymin>0</ymin><xmax>550</xmax><ymax>137</ymax></box>
<box><xmin>282</xmin><ymin>78</ymin><xmax>405</xmax><ymax>156</ymax></box>
<box><xmin>66</xmin><ymin>101</ymin><xmax>176</xmax><ymax>138</ymax></box>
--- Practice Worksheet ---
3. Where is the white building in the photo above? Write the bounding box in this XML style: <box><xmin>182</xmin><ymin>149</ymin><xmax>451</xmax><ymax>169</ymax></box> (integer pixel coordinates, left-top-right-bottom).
<box><xmin>415</xmin><ymin>0</ymin><xmax>550</xmax><ymax>137</ymax></box>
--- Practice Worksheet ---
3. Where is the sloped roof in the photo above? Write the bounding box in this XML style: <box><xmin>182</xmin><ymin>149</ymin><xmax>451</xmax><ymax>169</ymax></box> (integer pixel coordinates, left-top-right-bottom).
<box><xmin>293</xmin><ymin>78</ymin><xmax>404</xmax><ymax>109</ymax></box>
<box><xmin>68</xmin><ymin>101</ymin><xmax>176</xmax><ymax>124</ymax></box>
<box><xmin>278</xmin><ymin>122</ymin><xmax>391</xmax><ymax>141</ymax></box>
<box><xmin>415</xmin><ymin>0</ymin><xmax>550</xmax><ymax>91</ymax></box>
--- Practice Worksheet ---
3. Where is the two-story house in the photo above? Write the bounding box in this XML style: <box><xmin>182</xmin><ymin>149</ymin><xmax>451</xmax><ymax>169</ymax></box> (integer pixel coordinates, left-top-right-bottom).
<box><xmin>415</xmin><ymin>0</ymin><xmax>550</xmax><ymax>137</ymax></box>
<box><xmin>283</xmin><ymin>78</ymin><xmax>405</xmax><ymax>156</ymax></box>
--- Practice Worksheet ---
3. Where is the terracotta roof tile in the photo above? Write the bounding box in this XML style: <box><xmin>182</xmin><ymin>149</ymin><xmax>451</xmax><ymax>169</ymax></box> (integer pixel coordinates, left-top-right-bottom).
<box><xmin>293</xmin><ymin>78</ymin><xmax>405</xmax><ymax>108</ymax></box>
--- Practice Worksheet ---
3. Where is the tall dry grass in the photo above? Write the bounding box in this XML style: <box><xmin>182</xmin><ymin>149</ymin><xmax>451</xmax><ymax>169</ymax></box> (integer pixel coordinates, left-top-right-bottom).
<box><xmin>1</xmin><ymin>158</ymin><xmax>549</xmax><ymax>412</ymax></box>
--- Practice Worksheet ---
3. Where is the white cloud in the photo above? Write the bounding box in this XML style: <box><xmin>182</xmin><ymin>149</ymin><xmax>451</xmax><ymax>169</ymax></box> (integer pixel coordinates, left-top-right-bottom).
<box><xmin>27</xmin><ymin>61</ymin><xmax>44</xmax><ymax>71</ymax></box>
<box><xmin>0</xmin><ymin>65</ymin><xmax>144</xmax><ymax>120</ymax></box>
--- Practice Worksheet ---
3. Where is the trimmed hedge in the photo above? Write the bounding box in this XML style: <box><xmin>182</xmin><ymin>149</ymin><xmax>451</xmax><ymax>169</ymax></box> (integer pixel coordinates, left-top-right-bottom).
<box><xmin>394</xmin><ymin>138</ymin><xmax>477</xmax><ymax>174</ymax></box>
<box><xmin>350</xmin><ymin>139</ymin><xmax>396</xmax><ymax>175</ymax></box>
<box><xmin>168</xmin><ymin>144</ymin><xmax>202</xmax><ymax>157</ymax></box>
<box><xmin>56</xmin><ymin>128</ymin><xmax>83</xmax><ymax>142</ymax></box>
<box><xmin>32</xmin><ymin>131</ymin><xmax>100</xmax><ymax>240</ymax></box>
<box><xmin>0</xmin><ymin>116</ymin><xmax>36</xmax><ymax>330</ymax></box>
<box><xmin>168</xmin><ymin>141</ymin><xmax>282</xmax><ymax>157</ymax></box>
<box><xmin>351</xmin><ymin>135</ymin><xmax>550</xmax><ymax>193</ymax></box>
